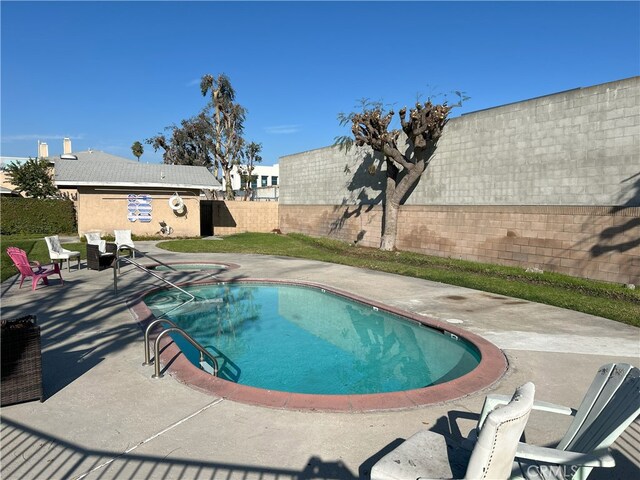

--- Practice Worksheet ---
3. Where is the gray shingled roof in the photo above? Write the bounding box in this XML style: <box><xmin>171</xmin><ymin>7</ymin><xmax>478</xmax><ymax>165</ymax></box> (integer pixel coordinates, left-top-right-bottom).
<box><xmin>53</xmin><ymin>150</ymin><xmax>221</xmax><ymax>190</ymax></box>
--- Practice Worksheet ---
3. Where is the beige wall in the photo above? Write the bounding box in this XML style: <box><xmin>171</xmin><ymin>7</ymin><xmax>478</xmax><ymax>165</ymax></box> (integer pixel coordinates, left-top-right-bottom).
<box><xmin>0</xmin><ymin>171</ymin><xmax>20</xmax><ymax>194</ymax></box>
<box><xmin>77</xmin><ymin>187</ymin><xmax>202</xmax><ymax>238</ymax></box>
<box><xmin>279</xmin><ymin>204</ymin><xmax>640</xmax><ymax>284</ymax></box>
<box><xmin>212</xmin><ymin>200</ymin><xmax>279</xmax><ymax>236</ymax></box>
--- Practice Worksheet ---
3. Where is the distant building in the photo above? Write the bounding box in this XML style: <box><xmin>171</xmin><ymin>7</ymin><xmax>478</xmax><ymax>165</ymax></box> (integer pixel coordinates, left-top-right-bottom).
<box><xmin>0</xmin><ymin>156</ymin><xmax>31</xmax><ymax>170</ymax></box>
<box><xmin>225</xmin><ymin>164</ymin><xmax>279</xmax><ymax>201</ymax></box>
<box><xmin>3</xmin><ymin>138</ymin><xmax>222</xmax><ymax>237</ymax></box>
<box><xmin>0</xmin><ymin>156</ymin><xmax>32</xmax><ymax>196</ymax></box>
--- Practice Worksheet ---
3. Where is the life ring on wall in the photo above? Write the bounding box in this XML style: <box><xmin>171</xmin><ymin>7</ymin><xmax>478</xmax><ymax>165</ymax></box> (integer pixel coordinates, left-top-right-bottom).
<box><xmin>169</xmin><ymin>193</ymin><xmax>184</xmax><ymax>213</ymax></box>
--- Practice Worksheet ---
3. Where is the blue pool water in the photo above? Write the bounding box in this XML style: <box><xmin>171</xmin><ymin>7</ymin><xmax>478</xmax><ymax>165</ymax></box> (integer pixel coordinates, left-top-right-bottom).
<box><xmin>144</xmin><ymin>283</ymin><xmax>481</xmax><ymax>395</ymax></box>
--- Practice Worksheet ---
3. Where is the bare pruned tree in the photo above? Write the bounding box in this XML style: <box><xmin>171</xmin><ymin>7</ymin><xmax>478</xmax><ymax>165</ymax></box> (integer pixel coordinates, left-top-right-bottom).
<box><xmin>337</xmin><ymin>93</ymin><xmax>465</xmax><ymax>250</ymax></box>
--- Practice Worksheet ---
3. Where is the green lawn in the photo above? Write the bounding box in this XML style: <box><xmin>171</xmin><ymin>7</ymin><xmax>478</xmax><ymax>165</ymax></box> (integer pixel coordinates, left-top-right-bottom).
<box><xmin>158</xmin><ymin>233</ymin><xmax>640</xmax><ymax>327</ymax></box>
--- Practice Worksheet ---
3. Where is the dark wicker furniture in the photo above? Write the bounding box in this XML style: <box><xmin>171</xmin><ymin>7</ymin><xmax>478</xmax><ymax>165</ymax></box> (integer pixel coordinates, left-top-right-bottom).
<box><xmin>1</xmin><ymin>315</ymin><xmax>44</xmax><ymax>406</ymax></box>
<box><xmin>87</xmin><ymin>242</ymin><xmax>116</xmax><ymax>271</ymax></box>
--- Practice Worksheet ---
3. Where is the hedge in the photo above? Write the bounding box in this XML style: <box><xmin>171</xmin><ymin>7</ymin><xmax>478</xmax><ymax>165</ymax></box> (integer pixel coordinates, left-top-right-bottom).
<box><xmin>0</xmin><ymin>197</ymin><xmax>77</xmax><ymax>235</ymax></box>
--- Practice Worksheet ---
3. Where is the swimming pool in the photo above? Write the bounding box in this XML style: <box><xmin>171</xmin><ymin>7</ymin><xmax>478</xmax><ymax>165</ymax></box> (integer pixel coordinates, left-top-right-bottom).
<box><xmin>133</xmin><ymin>280</ymin><xmax>507</xmax><ymax>411</ymax></box>
<box><xmin>144</xmin><ymin>282</ymin><xmax>480</xmax><ymax>395</ymax></box>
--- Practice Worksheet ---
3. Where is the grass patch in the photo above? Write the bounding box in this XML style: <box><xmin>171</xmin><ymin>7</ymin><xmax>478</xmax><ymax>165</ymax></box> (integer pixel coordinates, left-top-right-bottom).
<box><xmin>159</xmin><ymin>233</ymin><xmax>640</xmax><ymax>327</ymax></box>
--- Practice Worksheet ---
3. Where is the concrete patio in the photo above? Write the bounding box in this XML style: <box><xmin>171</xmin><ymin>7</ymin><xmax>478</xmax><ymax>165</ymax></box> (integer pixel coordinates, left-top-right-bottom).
<box><xmin>1</xmin><ymin>241</ymin><xmax>638</xmax><ymax>479</ymax></box>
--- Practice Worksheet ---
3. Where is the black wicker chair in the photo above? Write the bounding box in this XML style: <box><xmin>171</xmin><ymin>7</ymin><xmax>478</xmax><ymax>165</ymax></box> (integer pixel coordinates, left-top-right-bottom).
<box><xmin>86</xmin><ymin>243</ymin><xmax>116</xmax><ymax>271</ymax></box>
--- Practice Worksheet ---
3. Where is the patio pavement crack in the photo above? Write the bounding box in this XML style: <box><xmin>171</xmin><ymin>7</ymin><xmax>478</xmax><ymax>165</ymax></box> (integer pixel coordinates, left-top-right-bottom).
<box><xmin>73</xmin><ymin>398</ymin><xmax>225</xmax><ymax>480</ymax></box>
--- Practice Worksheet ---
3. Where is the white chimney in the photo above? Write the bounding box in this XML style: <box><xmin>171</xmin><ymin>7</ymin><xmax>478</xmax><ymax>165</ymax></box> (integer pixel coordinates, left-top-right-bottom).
<box><xmin>38</xmin><ymin>142</ymin><xmax>49</xmax><ymax>159</ymax></box>
<box><xmin>63</xmin><ymin>137</ymin><xmax>72</xmax><ymax>154</ymax></box>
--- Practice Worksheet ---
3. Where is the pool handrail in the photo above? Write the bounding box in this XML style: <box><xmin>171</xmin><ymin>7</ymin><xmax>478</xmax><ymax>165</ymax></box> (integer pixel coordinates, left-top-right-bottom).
<box><xmin>152</xmin><ymin>327</ymin><xmax>219</xmax><ymax>378</ymax></box>
<box><xmin>112</xmin><ymin>251</ymin><xmax>218</xmax><ymax>378</ymax></box>
<box><xmin>113</xmin><ymin>252</ymin><xmax>195</xmax><ymax>305</ymax></box>
<box><xmin>142</xmin><ymin>318</ymin><xmax>179</xmax><ymax>366</ymax></box>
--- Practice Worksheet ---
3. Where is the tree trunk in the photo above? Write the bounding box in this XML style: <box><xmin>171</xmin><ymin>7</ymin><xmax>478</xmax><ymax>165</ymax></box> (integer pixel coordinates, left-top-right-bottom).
<box><xmin>380</xmin><ymin>162</ymin><xmax>399</xmax><ymax>250</ymax></box>
<box><xmin>379</xmin><ymin>159</ymin><xmax>426</xmax><ymax>251</ymax></box>
<box><xmin>224</xmin><ymin>169</ymin><xmax>235</xmax><ymax>200</ymax></box>
<box><xmin>380</xmin><ymin>199</ymin><xmax>399</xmax><ymax>250</ymax></box>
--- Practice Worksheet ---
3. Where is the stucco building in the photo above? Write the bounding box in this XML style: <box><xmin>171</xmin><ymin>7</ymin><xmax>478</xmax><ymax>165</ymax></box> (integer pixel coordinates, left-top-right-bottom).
<box><xmin>52</xmin><ymin>149</ymin><xmax>221</xmax><ymax>237</ymax></box>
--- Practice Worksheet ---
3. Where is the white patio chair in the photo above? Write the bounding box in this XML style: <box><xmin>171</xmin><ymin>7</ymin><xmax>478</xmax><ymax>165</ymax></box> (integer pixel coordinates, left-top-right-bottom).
<box><xmin>371</xmin><ymin>382</ymin><xmax>536</xmax><ymax>480</ymax></box>
<box><xmin>478</xmin><ymin>363</ymin><xmax>639</xmax><ymax>480</ymax></box>
<box><xmin>44</xmin><ymin>235</ymin><xmax>81</xmax><ymax>272</ymax></box>
<box><xmin>114</xmin><ymin>229</ymin><xmax>136</xmax><ymax>258</ymax></box>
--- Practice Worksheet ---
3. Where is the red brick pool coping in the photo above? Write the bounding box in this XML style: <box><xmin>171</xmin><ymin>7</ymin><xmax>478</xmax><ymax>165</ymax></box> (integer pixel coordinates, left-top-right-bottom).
<box><xmin>127</xmin><ymin>278</ymin><xmax>508</xmax><ymax>412</ymax></box>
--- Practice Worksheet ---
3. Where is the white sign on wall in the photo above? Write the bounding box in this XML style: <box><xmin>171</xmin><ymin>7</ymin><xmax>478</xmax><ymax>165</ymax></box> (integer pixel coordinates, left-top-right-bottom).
<box><xmin>127</xmin><ymin>194</ymin><xmax>153</xmax><ymax>223</ymax></box>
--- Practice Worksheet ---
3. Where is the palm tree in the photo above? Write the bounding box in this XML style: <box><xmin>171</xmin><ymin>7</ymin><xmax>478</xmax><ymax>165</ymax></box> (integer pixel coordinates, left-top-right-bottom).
<box><xmin>131</xmin><ymin>141</ymin><xmax>144</xmax><ymax>162</ymax></box>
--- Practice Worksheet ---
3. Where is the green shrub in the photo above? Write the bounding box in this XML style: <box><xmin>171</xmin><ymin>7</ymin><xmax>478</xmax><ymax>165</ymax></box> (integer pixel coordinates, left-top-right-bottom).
<box><xmin>0</xmin><ymin>197</ymin><xmax>76</xmax><ymax>235</ymax></box>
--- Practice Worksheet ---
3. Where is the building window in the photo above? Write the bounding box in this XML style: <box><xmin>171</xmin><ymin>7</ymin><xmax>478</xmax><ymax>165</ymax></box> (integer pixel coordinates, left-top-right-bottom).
<box><xmin>251</xmin><ymin>177</ymin><xmax>258</xmax><ymax>190</ymax></box>
<box><xmin>271</xmin><ymin>176</ymin><xmax>278</xmax><ymax>185</ymax></box>
<box><xmin>261</xmin><ymin>175</ymin><xmax>268</xmax><ymax>187</ymax></box>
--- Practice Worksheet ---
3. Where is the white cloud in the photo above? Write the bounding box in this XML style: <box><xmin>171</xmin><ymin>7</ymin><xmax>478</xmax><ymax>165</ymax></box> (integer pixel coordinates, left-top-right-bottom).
<box><xmin>265</xmin><ymin>125</ymin><xmax>301</xmax><ymax>134</ymax></box>
<box><xmin>185</xmin><ymin>78</ymin><xmax>201</xmax><ymax>87</ymax></box>
<box><xmin>2</xmin><ymin>134</ymin><xmax>84</xmax><ymax>142</ymax></box>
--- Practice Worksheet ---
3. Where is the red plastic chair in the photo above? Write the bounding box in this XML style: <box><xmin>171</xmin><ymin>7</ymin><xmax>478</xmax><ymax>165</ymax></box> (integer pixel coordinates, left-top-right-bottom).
<box><xmin>6</xmin><ymin>247</ymin><xmax>64</xmax><ymax>291</ymax></box>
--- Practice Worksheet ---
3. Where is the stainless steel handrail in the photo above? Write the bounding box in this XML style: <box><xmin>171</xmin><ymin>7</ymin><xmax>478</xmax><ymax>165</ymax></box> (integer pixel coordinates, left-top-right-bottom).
<box><xmin>152</xmin><ymin>327</ymin><xmax>219</xmax><ymax>378</ymax></box>
<box><xmin>113</xmin><ymin>250</ymin><xmax>218</xmax><ymax>378</ymax></box>
<box><xmin>113</xmin><ymin>252</ymin><xmax>195</xmax><ymax>305</ymax></box>
<box><xmin>142</xmin><ymin>318</ymin><xmax>179</xmax><ymax>366</ymax></box>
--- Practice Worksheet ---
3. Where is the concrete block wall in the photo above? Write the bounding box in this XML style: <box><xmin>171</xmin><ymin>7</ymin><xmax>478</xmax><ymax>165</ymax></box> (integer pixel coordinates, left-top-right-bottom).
<box><xmin>213</xmin><ymin>201</ymin><xmax>279</xmax><ymax>236</ymax></box>
<box><xmin>279</xmin><ymin>77</ymin><xmax>640</xmax><ymax>284</ymax></box>
<box><xmin>395</xmin><ymin>205</ymin><xmax>640</xmax><ymax>284</ymax></box>
<box><xmin>279</xmin><ymin>203</ymin><xmax>640</xmax><ymax>283</ymax></box>
<box><xmin>416</xmin><ymin>78</ymin><xmax>639</xmax><ymax>206</ymax></box>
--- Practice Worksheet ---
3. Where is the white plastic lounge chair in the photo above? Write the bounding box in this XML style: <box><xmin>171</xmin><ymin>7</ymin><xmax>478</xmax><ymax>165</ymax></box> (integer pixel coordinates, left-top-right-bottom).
<box><xmin>44</xmin><ymin>235</ymin><xmax>80</xmax><ymax>272</ymax></box>
<box><xmin>478</xmin><ymin>363</ymin><xmax>639</xmax><ymax>480</ymax></box>
<box><xmin>371</xmin><ymin>382</ymin><xmax>536</xmax><ymax>480</ymax></box>
<box><xmin>114</xmin><ymin>229</ymin><xmax>135</xmax><ymax>258</ymax></box>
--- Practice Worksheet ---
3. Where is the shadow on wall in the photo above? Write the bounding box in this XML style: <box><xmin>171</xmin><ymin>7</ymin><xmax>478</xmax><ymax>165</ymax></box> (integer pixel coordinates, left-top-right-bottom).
<box><xmin>213</xmin><ymin>201</ymin><xmax>237</xmax><ymax>228</ymax></box>
<box><xmin>329</xmin><ymin>151</ymin><xmax>384</xmax><ymax>242</ymax></box>
<box><xmin>591</xmin><ymin>171</ymin><xmax>640</xmax><ymax>258</ymax></box>
<box><xmin>328</xmin><ymin>142</ymin><xmax>433</xmax><ymax>245</ymax></box>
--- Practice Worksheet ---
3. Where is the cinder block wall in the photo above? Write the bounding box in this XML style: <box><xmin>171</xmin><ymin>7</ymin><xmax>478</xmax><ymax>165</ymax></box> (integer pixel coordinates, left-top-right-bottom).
<box><xmin>279</xmin><ymin>77</ymin><xmax>640</xmax><ymax>284</ymax></box>
<box><xmin>213</xmin><ymin>201</ymin><xmax>279</xmax><ymax>236</ymax></box>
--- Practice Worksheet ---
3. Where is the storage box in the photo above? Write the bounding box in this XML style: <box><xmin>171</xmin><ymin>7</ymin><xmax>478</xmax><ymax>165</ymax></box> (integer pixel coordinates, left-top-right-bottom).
<box><xmin>1</xmin><ymin>315</ymin><xmax>44</xmax><ymax>406</ymax></box>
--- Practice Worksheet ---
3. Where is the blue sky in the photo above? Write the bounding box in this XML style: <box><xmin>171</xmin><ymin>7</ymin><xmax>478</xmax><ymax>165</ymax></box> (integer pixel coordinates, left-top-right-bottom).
<box><xmin>2</xmin><ymin>1</ymin><xmax>639</xmax><ymax>166</ymax></box>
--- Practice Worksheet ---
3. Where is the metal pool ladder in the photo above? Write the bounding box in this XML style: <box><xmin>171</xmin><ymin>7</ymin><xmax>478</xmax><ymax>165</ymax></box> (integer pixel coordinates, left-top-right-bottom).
<box><xmin>113</xmin><ymin>252</ymin><xmax>219</xmax><ymax>379</ymax></box>
<box><xmin>143</xmin><ymin>319</ymin><xmax>219</xmax><ymax>378</ymax></box>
